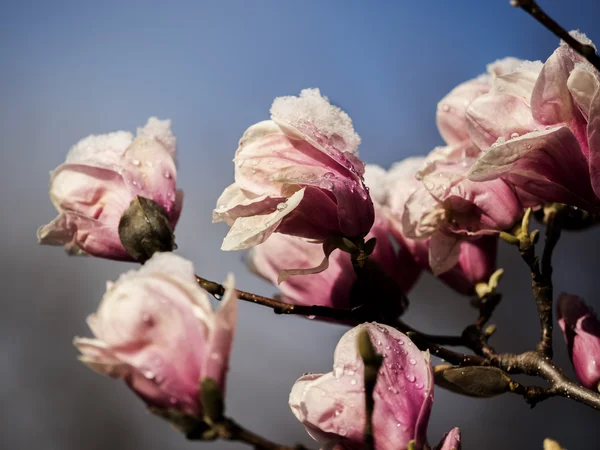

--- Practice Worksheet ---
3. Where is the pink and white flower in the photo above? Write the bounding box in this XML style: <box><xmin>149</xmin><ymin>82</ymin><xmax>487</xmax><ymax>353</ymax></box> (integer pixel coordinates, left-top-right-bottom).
<box><xmin>289</xmin><ymin>323</ymin><xmax>459</xmax><ymax>450</ymax></box>
<box><xmin>246</xmin><ymin>208</ymin><xmax>420</xmax><ymax>311</ymax></box>
<box><xmin>74</xmin><ymin>252</ymin><xmax>237</xmax><ymax>415</ymax></box>
<box><xmin>213</xmin><ymin>88</ymin><xmax>374</xmax><ymax>253</ymax></box>
<box><xmin>376</xmin><ymin>159</ymin><xmax>504</xmax><ymax>290</ymax></box>
<box><xmin>38</xmin><ymin>118</ymin><xmax>183</xmax><ymax>260</ymax></box>
<box><xmin>557</xmin><ymin>293</ymin><xmax>600</xmax><ymax>391</ymax></box>
<box><xmin>467</xmin><ymin>33</ymin><xmax>600</xmax><ymax>210</ymax></box>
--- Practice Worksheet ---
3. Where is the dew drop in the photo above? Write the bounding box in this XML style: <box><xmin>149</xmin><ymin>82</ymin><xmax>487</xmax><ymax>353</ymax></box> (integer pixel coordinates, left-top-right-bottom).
<box><xmin>347</xmin><ymin>369</ymin><xmax>355</xmax><ymax>376</ymax></box>
<box><xmin>442</xmin><ymin>104</ymin><xmax>451</xmax><ymax>112</ymax></box>
<box><xmin>510</xmin><ymin>132</ymin><xmax>519</xmax><ymax>139</ymax></box>
<box><xmin>131</xmin><ymin>159</ymin><xmax>141</xmax><ymax>166</ymax></box>
<box><xmin>350</xmin><ymin>379</ymin><xmax>357</xmax><ymax>386</ymax></box>
<box><xmin>306</xmin><ymin>315</ymin><xmax>316</xmax><ymax>320</ymax></box>
<box><xmin>163</xmin><ymin>171</ymin><xmax>172</xmax><ymax>179</ymax></box>
<box><xmin>409</xmin><ymin>358</ymin><xmax>417</xmax><ymax>365</ymax></box>
<box><xmin>252</xmin><ymin>160</ymin><xmax>259</xmax><ymax>166</ymax></box>
<box><xmin>276</xmin><ymin>203</ymin><xmax>288</xmax><ymax>211</ymax></box>
<box><xmin>404</xmin><ymin>372</ymin><xmax>416</xmax><ymax>383</ymax></box>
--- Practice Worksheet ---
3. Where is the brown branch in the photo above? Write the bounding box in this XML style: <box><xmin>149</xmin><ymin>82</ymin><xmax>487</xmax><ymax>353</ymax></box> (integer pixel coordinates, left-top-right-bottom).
<box><xmin>189</xmin><ymin>417</ymin><xmax>308</xmax><ymax>450</ymax></box>
<box><xmin>511</xmin><ymin>0</ymin><xmax>600</xmax><ymax>72</ymax></box>
<box><xmin>492</xmin><ymin>351</ymin><xmax>600</xmax><ymax>409</ymax></box>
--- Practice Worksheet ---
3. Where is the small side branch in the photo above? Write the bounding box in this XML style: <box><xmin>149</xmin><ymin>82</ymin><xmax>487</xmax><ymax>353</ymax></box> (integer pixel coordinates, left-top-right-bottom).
<box><xmin>511</xmin><ymin>0</ymin><xmax>600</xmax><ymax>72</ymax></box>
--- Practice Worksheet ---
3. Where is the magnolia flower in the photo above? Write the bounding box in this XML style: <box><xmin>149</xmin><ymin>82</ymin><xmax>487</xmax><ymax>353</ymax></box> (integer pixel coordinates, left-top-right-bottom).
<box><xmin>37</xmin><ymin>118</ymin><xmax>183</xmax><ymax>260</ymax></box>
<box><xmin>557</xmin><ymin>293</ymin><xmax>600</xmax><ymax>391</ymax></box>
<box><xmin>396</xmin><ymin>232</ymin><xmax>498</xmax><ymax>296</ymax></box>
<box><xmin>436</xmin><ymin>428</ymin><xmax>462</xmax><ymax>450</ymax></box>
<box><xmin>437</xmin><ymin>57</ymin><xmax>523</xmax><ymax>146</ymax></box>
<box><xmin>213</xmin><ymin>88</ymin><xmax>374</xmax><ymax>256</ymax></box>
<box><xmin>289</xmin><ymin>323</ymin><xmax>459</xmax><ymax>450</ymax></box>
<box><xmin>74</xmin><ymin>253</ymin><xmax>237</xmax><ymax>415</ymax></box>
<box><xmin>246</xmin><ymin>208</ymin><xmax>420</xmax><ymax>312</ymax></box>
<box><xmin>468</xmin><ymin>32</ymin><xmax>600</xmax><ymax>210</ymax></box>
<box><xmin>378</xmin><ymin>159</ymin><xmax>505</xmax><ymax>283</ymax></box>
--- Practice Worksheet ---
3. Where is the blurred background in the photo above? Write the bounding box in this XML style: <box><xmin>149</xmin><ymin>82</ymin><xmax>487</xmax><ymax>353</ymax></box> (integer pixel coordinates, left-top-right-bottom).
<box><xmin>2</xmin><ymin>0</ymin><xmax>600</xmax><ymax>448</ymax></box>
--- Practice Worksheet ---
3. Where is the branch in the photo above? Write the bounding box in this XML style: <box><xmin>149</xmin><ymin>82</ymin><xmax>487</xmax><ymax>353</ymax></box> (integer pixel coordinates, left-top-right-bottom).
<box><xmin>188</xmin><ymin>417</ymin><xmax>308</xmax><ymax>450</ymax></box>
<box><xmin>511</xmin><ymin>0</ymin><xmax>600</xmax><ymax>72</ymax></box>
<box><xmin>197</xmin><ymin>275</ymin><xmax>488</xmax><ymax>367</ymax></box>
<box><xmin>196</xmin><ymin>275</ymin><xmax>355</xmax><ymax>320</ymax></box>
<box><xmin>492</xmin><ymin>351</ymin><xmax>600</xmax><ymax>409</ymax></box>
<box><xmin>504</xmin><ymin>208</ymin><xmax>556</xmax><ymax>357</ymax></box>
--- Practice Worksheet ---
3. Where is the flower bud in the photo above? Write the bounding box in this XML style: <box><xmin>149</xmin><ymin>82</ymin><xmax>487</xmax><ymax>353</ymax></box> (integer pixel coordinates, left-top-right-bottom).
<box><xmin>434</xmin><ymin>365</ymin><xmax>511</xmax><ymax>398</ymax></box>
<box><xmin>38</xmin><ymin>118</ymin><xmax>183</xmax><ymax>261</ymax></box>
<box><xmin>118</xmin><ymin>196</ymin><xmax>175</xmax><ymax>263</ymax></box>
<box><xmin>557</xmin><ymin>293</ymin><xmax>600</xmax><ymax>391</ymax></box>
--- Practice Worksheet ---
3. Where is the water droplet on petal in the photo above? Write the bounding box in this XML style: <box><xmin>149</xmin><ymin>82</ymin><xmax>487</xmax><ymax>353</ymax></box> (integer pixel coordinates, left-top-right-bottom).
<box><xmin>276</xmin><ymin>202</ymin><xmax>288</xmax><ymax>211</ymax></box>
<box><xmin>350</xmin><ymin>379</ymin><xmax>357</xmax><ymax>386</ymax></box>
<box><xmin>306</xmin><ymin>314</ymin><xmax>316</xmax><ymax>320</ymax></box>
<box><xmin>404</xmin><ymin>372</ymin><xmax>416</xmax><ymax>382</ymax></box>
<box><xmin>442</xmin><ymin>104</ymin><xmax>451</xmax><ymax>112</ymax></box>
<box><xmin>409</xmin><ymin>358</ymin><xmax>417</xmax><ymax>365</ymax></box>
<box><xmin>510</xmin><ymin>132</ymin><xmax>519</xmax><ymax>139</ymax></box>
<box><xmin>131</xmin><ymin>159</ymin><xmax>141</xmax><ymax>166</ymax></box>
<box><xmin>163</xmin><ymin>171</ymin><xmax>172</xmax><ymax>179</ymax></box>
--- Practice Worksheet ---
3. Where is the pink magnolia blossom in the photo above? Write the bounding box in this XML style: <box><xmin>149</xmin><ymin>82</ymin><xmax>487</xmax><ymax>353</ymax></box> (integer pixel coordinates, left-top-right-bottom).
<box><xmin>378</xmin><ymin>159</ymin><xmax>504</xmax><ymax>287</ymax></box>
<box><xmin>436</xmin><ymin>428</ymin><xmax>462</xmax><ymax>450</ymax></box>
<box><xmin>289</xmin><ymin>323</ymin><xmax>458</xmax><ymax>450</ymax></box>
<box><xmin>467</xmin><ymin>33</ymin><xmax>600</xmax><ymax>210</ymax></box>
<box><xmin>246</xmin><ymin>207</ymin><xmax>420</xmax><ymax>311</ymax></box>
<box><xmin>437</xmin><ymin>57</ymin><xmax>523</xmax><ymax>146</ymax></box>
<box><xmin>557</xmin><ymin>293</ymin><xmax>600</xmax><ymax>391</ymax></box>
<box><xmin>74</xmin><ymin>252</ymin><xmax>237</xmax><ymax>415</ymax></box>
<box><xmin>213</xmin><ymin>88</ymin><xmax>374</xmax><ymax>253</ymax></box>
<box><xmin>37</xmin><ymin>118</ymin><xmax>183</xmax><ymax>260</ymax></box>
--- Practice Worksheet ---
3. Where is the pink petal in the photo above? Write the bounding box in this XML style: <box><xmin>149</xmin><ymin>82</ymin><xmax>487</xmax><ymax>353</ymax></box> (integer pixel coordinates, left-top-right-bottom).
<box><xmin>428</xmin><ymin>232</ymin><xmax>462</xmax><ymax>276</ymax></box>
<box><xmin>466</xmin><ymin>92</ymin><xmax>538</xmax><ymax>150</ymax></box>
<box><xmin>586</xmin><ymin>87</ymin><xmax>600</xmax><ymax>199</ymax></box>
<box><xmin>203</xmin><ymin>274</ymin><xmax>238</xmax><ymax>392</ymax></box>
<box><xmin>437</xmin><ymin>77</ymin><xmax>491</xmax><ymax>145</ymax></box>
<box><xmin>557</xmin><ymin>294</ymin><xmax>600</xmax><ymax>390</ymax></box>
<box><xmin>436</xmin><ymin>428</ymin><xmax>462</xmax><ymax>450</ymax></box>
<box><xmin>221</xmin><ymin>188</ymin><xmax>305</xmax><ymax>250</ymax></box>
<box><xmin>468</xmin><ymin>126</ymin><xmax>597</xmax><ymax>209</ymax></box>
<box><xmin>567</xmin><ymin>65</ymin><xmax>600</xmax><ymax>119</ymax></box>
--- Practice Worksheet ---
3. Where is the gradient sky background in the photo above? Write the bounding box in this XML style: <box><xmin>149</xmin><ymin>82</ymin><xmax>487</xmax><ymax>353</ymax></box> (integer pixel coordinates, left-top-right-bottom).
<box><xmin>2</xmin><ymin>1</ymin><xmax>600</xmax><ymax>449</ymax></box>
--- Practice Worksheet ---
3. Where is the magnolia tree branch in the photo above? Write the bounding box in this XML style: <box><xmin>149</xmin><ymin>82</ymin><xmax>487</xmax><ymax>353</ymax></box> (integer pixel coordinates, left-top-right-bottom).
<box><xmin>207</xmin><ymin>418</ymin><xmax>307</xmax><ymax>450</ymax></box>
<box><xmin>511</xmin><ymin>0</ymin><xmax>600</xmax><ymax>72</ymax></box>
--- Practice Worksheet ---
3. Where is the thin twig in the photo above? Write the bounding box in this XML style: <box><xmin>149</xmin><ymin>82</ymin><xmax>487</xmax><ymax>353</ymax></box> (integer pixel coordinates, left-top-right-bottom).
<box><xmin>511</xmin><ymin>0</ymin><xmax>600</xmax><ymax>72</ymax></box>
<box><xmin>189</xmin><ymin>417</ymin><xmax>308</xmax><ymax>450</ymax></box>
